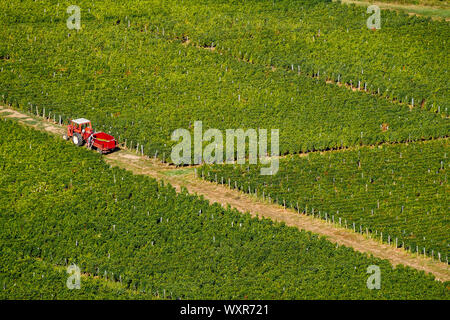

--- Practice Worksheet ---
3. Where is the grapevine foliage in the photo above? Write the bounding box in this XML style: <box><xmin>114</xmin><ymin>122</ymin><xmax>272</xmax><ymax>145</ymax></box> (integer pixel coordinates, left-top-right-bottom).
<box><xmin>202</xmin><ymin>139</ymin><xmax>450</xmax><ymax>260</ymax></box>
<box><xmin>0</xmin><ymin>119</ymin><xmax>448</xmax><ymax>299</ymax></box>
<box><xmin>0</xmin><ymin>0</ymin><xmax>448</xmax><ymax>162</ymax></box>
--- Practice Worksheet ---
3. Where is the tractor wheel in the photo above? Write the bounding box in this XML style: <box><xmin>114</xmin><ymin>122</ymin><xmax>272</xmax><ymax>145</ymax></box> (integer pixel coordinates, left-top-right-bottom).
<box><xmin>72</xmin><ymin>133</ymin><xmax>84</xmax><ymax>146</ymax></box>
<box><xmin>62</xmin><ymin>134</ymin><xmax>68</xmax><ymax>141</ymax></box>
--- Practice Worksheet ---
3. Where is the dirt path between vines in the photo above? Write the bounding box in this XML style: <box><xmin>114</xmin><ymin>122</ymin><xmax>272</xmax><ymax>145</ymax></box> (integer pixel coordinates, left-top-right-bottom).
<box><xmin>1</xmin><ymin>106</ymin><xmax>449</xmax><ymax>282</ymax></box>
<box><xmin>336</xmin><ymin>0</ymin><xmax>450</xmax><ymax>20</ymax></box>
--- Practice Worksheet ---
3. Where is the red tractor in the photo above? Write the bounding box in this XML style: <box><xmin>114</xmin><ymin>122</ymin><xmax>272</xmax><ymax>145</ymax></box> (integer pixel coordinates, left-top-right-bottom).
<box><xmin>63</xmin><ymin>118</ymin><xmax>117</xmax><ymax>154</ymax></box>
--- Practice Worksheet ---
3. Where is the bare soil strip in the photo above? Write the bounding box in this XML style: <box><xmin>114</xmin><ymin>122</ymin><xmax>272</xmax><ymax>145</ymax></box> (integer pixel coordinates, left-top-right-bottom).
<box><xmin>336</xmin><ymin>0</ymin><xmax>450</xmax><ymax>20</ymax></box>
<box><xmin>0</xmin><ymin>107</ymin><xmax>65</xmax><ymax>135</ymax></box>
<box><xmin>1</xmin><ymin>106</ymin><xmax>449</xmax><ymax>282</ymax></box>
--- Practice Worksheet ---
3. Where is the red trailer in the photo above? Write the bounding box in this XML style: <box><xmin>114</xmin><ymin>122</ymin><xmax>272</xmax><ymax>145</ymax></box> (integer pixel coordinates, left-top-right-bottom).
<box><xmin>63</xmin><ymin>118</ymin><xmax>116</xmax><ymax>154</ymax></box>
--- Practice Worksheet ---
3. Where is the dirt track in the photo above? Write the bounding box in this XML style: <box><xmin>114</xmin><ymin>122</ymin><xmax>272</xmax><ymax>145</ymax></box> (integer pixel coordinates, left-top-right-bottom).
<box><xmin>1</xmin><ymin>106</ymin><xmax>449</xmax><ymax>282</ymax></box>
<box><xmin>337</xmin><ymin>0</ymin><xmax>450</xmax><ymax>21</ymax></box>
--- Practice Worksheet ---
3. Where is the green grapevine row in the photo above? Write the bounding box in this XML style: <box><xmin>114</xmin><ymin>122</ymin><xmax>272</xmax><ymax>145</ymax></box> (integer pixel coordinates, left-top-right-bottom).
<box><xmin>2</xmin><ymin>0</ymin><xmax>447</xmax><ymax>112</ymax></box>
<box><xmin>169</xmin><ymin>0</ymin><xmax>450</xmax><ymax>112</ymax></box>
<box><xmin>0</xmin><ymin>252</ymin><xmax>157</xmax><ymax>300</ymax></box>
<box><xmin>201</xmin><ymin>138</ymin><xmax>449</xmax><ymax>260</ymax></box>
<box><xmin>0</xmin><ymin>8</ymin><xmax>448</xmax><ymax>161</ymax></box>
<box><xmin>0</xmin><ymin>119</ymin><xmax>448</xmax><ymax>299</ymax></box>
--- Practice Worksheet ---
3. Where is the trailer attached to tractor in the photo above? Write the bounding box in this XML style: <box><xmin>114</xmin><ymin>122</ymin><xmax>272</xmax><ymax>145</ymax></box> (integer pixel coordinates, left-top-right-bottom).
<box><xmin>63</xmin><ymin>118</ymin><xmax>116</xmax><ymax>154</ymax></box>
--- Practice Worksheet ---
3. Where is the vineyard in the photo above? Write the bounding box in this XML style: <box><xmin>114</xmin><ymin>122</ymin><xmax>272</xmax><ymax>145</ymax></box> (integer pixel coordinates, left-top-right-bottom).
<box><xmin>1</xmin><ymin>119</ymin><xmax>449</xmax><ymax>299</ymax></box>
<box><xmin>164</xmin><ymin>0</ymin><xmax>450</xmax><ymax>112</ymax></box>
<box><xmin>1</xmin><ymin>0</ymin><xmax>449</xmax><ymax>162</ymax></box>
<box><xmin>201</xmin><ymin>139</ymin><xmax>449</xmax><ymax>260</ymax></box>
<box><xmin>1</xmin><ymin>0</ymin><xmax>448</xmax><ymax>114</ymax></box>
<box><xmin>0</xmin><ymin>0</ymin><xmax>449</xmax><ymax>302</ymax></box>
<box><xmin>0</xmin><ymin>253</ymin><xmax>156</xmax><ymax>300</ymax></box>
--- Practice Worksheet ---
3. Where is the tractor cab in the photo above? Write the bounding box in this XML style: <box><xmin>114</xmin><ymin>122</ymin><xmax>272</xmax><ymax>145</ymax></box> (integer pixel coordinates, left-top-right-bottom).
<box><xmin>69</xmin><ymin>118</ymin><xmax>93</xmax><ymax>139</ymax></box>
